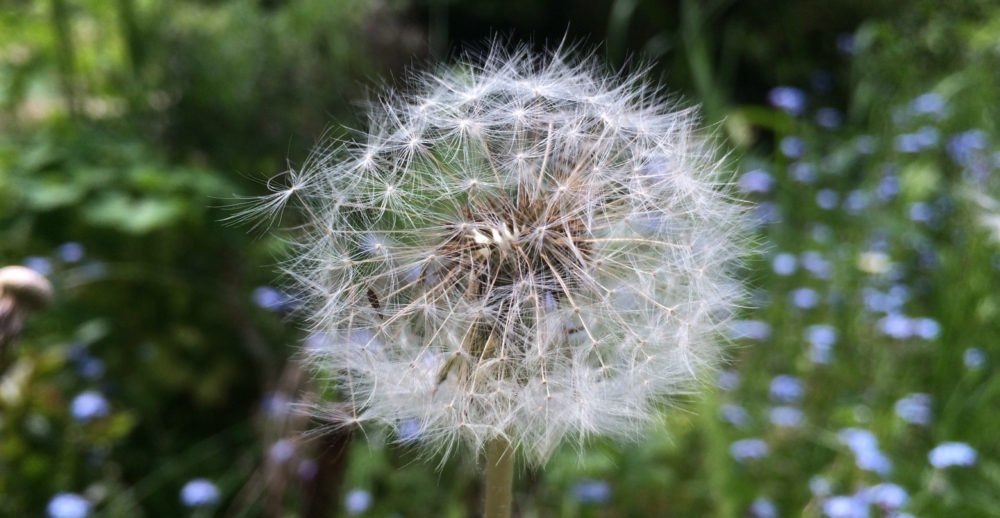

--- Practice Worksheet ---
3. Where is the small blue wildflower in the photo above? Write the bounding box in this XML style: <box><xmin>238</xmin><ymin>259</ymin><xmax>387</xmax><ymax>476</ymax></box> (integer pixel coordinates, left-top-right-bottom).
<box><xmin>180</xmin><ymin>479</ymin><xmax>220</xmax><ymax>507</ymax></box>
<box><xmin>23</xmin><ymin>256</ymin><xmax>52</xmax><ymax>276</ymax></box>
<box><xmin>836</xmin><ymin>33</ymin><xmax>856</xmax><ymax>54</ymax></box>
<box><xmin>728</xmin><ymin>320</ymin><xmax>772</xmax><ymax>341</ymax></box>
<box><xmin>856</xmin><ymin>448</ymin><xmax>892</xmax><ymax>476</ymax></box>
<box><xmin>894</xmin><ymin>393</ymin><xmax>932</xmax><ymax>426</ymax></box>
<box><xmin>70</xmin><ymin>391</ymin><xmax>110</xmax><ymax>423</ymax></box>
<box><xmin>868</xmin><ymin>483</ymin><xmax>908</xmax><ymax>510</ymax></box>
<box><xmin>964</xmin><ymin>348</ymin><xmax>986</xmax><ymax>369</ymax></box>
<box><xmin>571</xmin><ymin>480</ymin><xmax>612</xmax><ymax>505</ymax></box>
<box><xmin>878</xmin><ymin>314</ymin><xmax>913</xmax><ymax>339</ymax></box>
<box><xmin>56</xmin><ymin>242</ymin><xmax>85</xmax><ymax>263</ymax></box>
<box><xmin>730</xmin><ymin>439</ymin><xmax>769</xmax><ymax>462</ymax></box>
<box><xmin>47</xmin><ymin>493</ymin><xmax>91</xmax><ymax>518</ymax></box>
<box><xmin>750</xmin><ymin>497</ymin><xmax>778</xmax><ymax>518</ymax></box>
<box><xmin>780</xmin><ymin>136</ymin><xmax>806</xmax><ymax>158</ymax></box>
<box><xmin>913</xmin><ymin>317</ymin><xmax>940</xmax><ymax>339</ymax></box>
<box><xmin>791</xmin><ymin>288</ymin><xmax>820</xmax><ymax>309</ymax></box>
<box><xmin>816</xmin><ymin>108</ymin><xmax>842</xmax><ymax>129</ymax></box>
<box><xmin>911</xmin><ymin>92</ymin><xmax>947</xmax><ymax>118</ymax></box>
<box><xmin>947</xmin><ymin>130</ymin><xmax>988</xmax><ymax>166</ymax></box>
<box><xmin>739</xmin><ymin>170</ymin><xmax>774</xmax><ymax>193</ymax></box>
<box><xmin>397</xmin><ymin>419</ymin><xmax>422</xmax><ymax>443</ymax></box>
<box><xmin>909</xmin><ymin>202</ymin><xmax>933</xmax><ymax>222</ymax></box>
<box><xmin>77</xmin><ymin>357</ymin><xmax>105</xmax><ymax>380</ymax></box>
<box><xmin>811</xmin><ymin>223</ymin><xmax>833</xmax><ymax>243</ymax></box>
<box><xmin>809</xmin><ymin>476</ymin><xmax>832</xmax><ymax>497</ymax></box>
<box><xmin>876</xmin><ymin>174</ymin><xmax>899</xmax><ymax>201</ymax></box>
<box><xmin>269</xmin><ymin>439</ymin><xmax>295</xmax><ymax>463</ymax></box>
<box><xmin>772</xmin><ymin>253</ymin><xmax>798</xmax><ymax>276</ymax></box>
<box><xmin>806</xmin><ymin>325</ymin><xmax>838</xmax><ymax>349</ymax></box>
<box><xmin>844</xmin><ymin>190</ymin><xmax>870</xmax><ymax>215</ymax></box>
<box><xmin>770</xmin><ymin>375</ymin><xmax>804</xmax><ymax>403</ymax></box>
<box><xmin>816</xmin><ymin>190</ymin><xmax>840</xmax><ymax>210</ymax></box>
<box><xmin>754</xmin><ymin>201</ymin><xmax>782</xmax><ymax>225</ymax></box>
<box><xmin>894</xmin><ymin>134</ymin><xmax>922</xmax><ymax>153</ymax></box>
<box><xmin>929</xmin><ymin>442</ymin><xmax>977</xmax><ymax>468</ymax></box>
<box><xmin>770</xmin><ymin>406</ymin><xmax>804</xmax><ymax>428</ymax></box>
<box><xmin>823</xmin><ymin>495</ymin><xmax>868</xmax><ymax>518</ymax></box>
<box><xmin>801</xmin><ymin>252</ymin><xmax>831</xmax><ymax>278</ymax></box>
<box><xmin>261</xmin><ymin>392</ymin><xmax>292</xmax><ymax>418</ymax></box>
<box><xmin>252</xmin><ymin>286</ymin><xmax>290</xmax><ymax>311</ymax></box>
<box><xmin>717</xmin><ymin>370</ymin><xmax>741</xmax><ymax>391</ymax></box>
<box><xmin>769</xmin><ymin>87</ymin><xmax>807</xmax><ymax>116</ymax></box>
<box><xmin>720</xmin><ymin>404</ymin><xmax>750</xmax><ymax>429</ymax></box>
<box><xmin>789</xmin><ymin>162</ymin><xmax>818</xmax><ymax>183</ymax></box>
<box><xmin>297</xmin><ymin>459</ymin><xmax>318</xmax><ymax>480</ymax></box>
<box><xmin>916</xmin><ymin>125</ymin><xmax>940</xmax><ymax>147</ymax></box>
<box><xmin>345</xmin><ymin>489</ymin><xmax>373</xmax><ymax>515</ymax></box>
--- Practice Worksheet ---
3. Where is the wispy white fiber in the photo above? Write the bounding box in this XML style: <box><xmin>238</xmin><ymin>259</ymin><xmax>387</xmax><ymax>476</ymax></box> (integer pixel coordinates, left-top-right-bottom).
<box><xmin>251</xmin><ymin>44</ymin><xmax>751</xmax><ymax>464</ymax></box>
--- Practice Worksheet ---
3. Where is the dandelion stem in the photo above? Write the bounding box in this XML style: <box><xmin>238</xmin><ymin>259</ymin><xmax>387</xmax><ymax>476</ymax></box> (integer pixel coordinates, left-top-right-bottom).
<box><xmin>484</xmin><ymin>436</ymin><xmax>514</xmax><ymax>518</ymax></box>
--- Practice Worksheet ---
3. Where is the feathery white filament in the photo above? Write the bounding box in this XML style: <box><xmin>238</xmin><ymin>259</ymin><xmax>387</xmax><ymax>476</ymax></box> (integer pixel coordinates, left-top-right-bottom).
<box><xmin>260</xmin><ymin>46</ymin><xmax>749</xmax><ymax>464</ymax></box>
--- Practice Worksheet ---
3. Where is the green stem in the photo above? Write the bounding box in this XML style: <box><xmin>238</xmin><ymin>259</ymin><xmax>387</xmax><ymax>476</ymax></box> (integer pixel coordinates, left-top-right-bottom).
<box><xmin>484</xmin><ymin>436</ymin><xmax>514</xmax><ymax>518</ymax></box>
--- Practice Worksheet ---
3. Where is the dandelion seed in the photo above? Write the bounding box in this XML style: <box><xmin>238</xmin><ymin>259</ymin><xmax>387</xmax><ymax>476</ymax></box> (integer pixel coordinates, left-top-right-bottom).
<box><xmin>248</xmin><ymin>45</ymin><xmax>750</xmax><ymax>465</ymax></box>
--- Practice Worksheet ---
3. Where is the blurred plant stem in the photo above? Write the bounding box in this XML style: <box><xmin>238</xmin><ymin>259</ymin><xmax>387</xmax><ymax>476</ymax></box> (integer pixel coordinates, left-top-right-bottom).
<box><xmin>49</xmin><ymin>0</ymin><xmax>78</xmax><ymax>116</ymax></box>
<box><xmin>484</xmin><ymin>436</ymin><xmax>514</xmax><ymax>518</ymax></box>
<box><xmin>301</xmin><ymin>428</ymin><xmax>354</xmax><ymax>518</ymax></box>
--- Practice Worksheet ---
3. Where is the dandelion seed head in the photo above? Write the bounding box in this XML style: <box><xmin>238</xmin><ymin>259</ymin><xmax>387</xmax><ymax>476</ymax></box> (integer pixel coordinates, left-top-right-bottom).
<box><xmin>256</xmin><ymin>45</ymin><xmax>750</xmax><ymax>464</ymax></box>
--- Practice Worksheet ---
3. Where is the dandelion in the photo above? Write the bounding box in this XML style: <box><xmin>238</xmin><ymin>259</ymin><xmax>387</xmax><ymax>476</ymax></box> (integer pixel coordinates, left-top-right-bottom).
<box><xmin>245</xmin><ymin>45</ymin><xmax>750</xmax><ymax>516</ymax></box>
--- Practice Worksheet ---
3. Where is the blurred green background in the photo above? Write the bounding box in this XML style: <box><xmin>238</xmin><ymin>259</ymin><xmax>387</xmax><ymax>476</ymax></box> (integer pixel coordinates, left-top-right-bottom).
<box><xmin>1</xmin><ymin>0</ymin><xmax>999</xmax><ymax>516</ymax></box>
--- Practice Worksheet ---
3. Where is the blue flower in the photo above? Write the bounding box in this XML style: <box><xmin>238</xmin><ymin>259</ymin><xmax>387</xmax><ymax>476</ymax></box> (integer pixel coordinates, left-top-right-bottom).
<box><xmin>844</xmin><ymin>190</ymin><xmax>870</xmax><ymax>215</ymax></box>
<box><xmin>823</xmin><ymin>495</ymin><xmax>868</xmax><ymax>518</ymax></box>
<box><xmin>769</xmin><ymin>87</ymin><xmax>807</xmax><ymax>116</ymax></box>
<box><xmin>809</xmin><ymin>476</ymin><xmax>832</xmax><ymax>496</ymax></box>
<box><xmin>964</xmin><ymin>348</ymin><xmax>986</xmax><ymax>369</ymax></box>
<box><xmin>772</xmin><ymin>253</ymin><xmax>797</xmax><ymax>276</ymax></box>
<box><xmin>345</xmin><ymin>489</ymin><xmax>373</xmax><ymax>515</ymax></box>
<box><xmin>876</xmin><ymin>174</ymin><xmax>899</xmax><ymax>201</ymax></box>
<box><xmin>180</xmin><ymin>479</ymin><xmax>220</xmax><ymax>507</ymax></box>
<box><xmin>947</xmin><ymin>130</ymin><xmax>988</xmax><ymax>166</ymax></box>
<box><xmin>770</xmin><ymin>375</ymin><xmax>804</xmax><ymax>403</ymax></box>
<box><xmin>47</xmin><ymin>493</ymin><xmax>91</xmax><ymax>518</ymax></box>
<box><xmin>750</xmin><ymin>497</ymin><xmax>778</xmax><ymax>518</ymax></box>
<box><xmin>23</xmin><ymin>256</ymin><xmax>53</xmax><ymax>276</ymax></box>
<box><xmin>929</xmin><ymin>442</ymin><xmax>977</xmax><ymax>468</ymax></box>
<box><xmin>790</xmin><ymin>288</ymin><xmax>820</xmax><ymax>309</ymax></box>
<box><xmin>252</xmin><ymin>286</ymin><xmax>291</xmax><ymax>311</ymax></box>
<box><xmin>894</xmin><ymin>393</ymin><xmax>932</xmax><ymax>426</ymax></box>
<box><xmin>781</xmin><ymin>136</ymin><xmax>806</xmax><ymax>158</ymax></box>
<box><xmin>717</xmin><ymin>370</ymin><xmax>741</xmax><ymax>391</ymax></box>
<box><xmin>739</xmin><ymin>170</ymin><xmax>775</xmax><ymax>193</ymax></box>
<box><xmin>836</xmin><ymin>33</ymin><xmax>856</xmax><ymax>54</ymax></box>
<box><xmin>730</xmin><ymin>439</ymin><xmax>769</xmax><ymax>462</ymax></box>
<box><xmin>816</xmin><ymin>190</ymin><xmax>840</xmax><ymax>210</ymax></box>
<box><xmin>908</xmin><ymin>202</ymin><xmax>933</xmax><ymax>222</ymax></box>
<box><xmin>269</xmin><ymin>439</ymin><xmax>295</xmax><ymax>463</ymax></box>
<box><xmin>720</xmin><ymin>404</ymin><xmax>750</xmax><ymax>429</ymax></box>
<box><xmin>570</xmin><ymin>480</ymin><xmax>612</xmax><ymax>505</ymax></box>
<box><xmin>70</xmin><ymin>391</ymin><xmax>110</xmax><ymax>423</ymax></box>
<box><xmin>816</xmin><ymin>108</ymin><xmax>843</xmax><ymax>129</ymax></box>
<box><xmin>911</xmin><ymin>92</ymin><xmax>948</xmax><ymax>118</ymax></box>
<box><xmin>728</xmin><ymin>320</ymin><xmax>772</xmax><ymax>341</ymax></box>
<box><xmin>868</xmin><ymin>483</ymin><xmax>908</xmax><ymax>510</ymax></box>
<box><xmin>789</xmin><ymin>162</ymin><xmax>818</xmax><ymax>183</ymax></box>
<box><xmin>56</xmin><ymin>242</ymin><xmax>86</xmax><ymax>263</ymax></box>
<box><xmin>770</xmin><ymin>406</ymin><xmax>804</xmax><ymax>428</ymax></box>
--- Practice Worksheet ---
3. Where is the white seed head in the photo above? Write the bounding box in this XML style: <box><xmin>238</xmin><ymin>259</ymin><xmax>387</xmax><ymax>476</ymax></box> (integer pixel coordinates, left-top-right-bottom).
<box><xmin>259</xmin><ymin>46</ymin><xmax>750</xmax><ymax>464</ymax></box>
